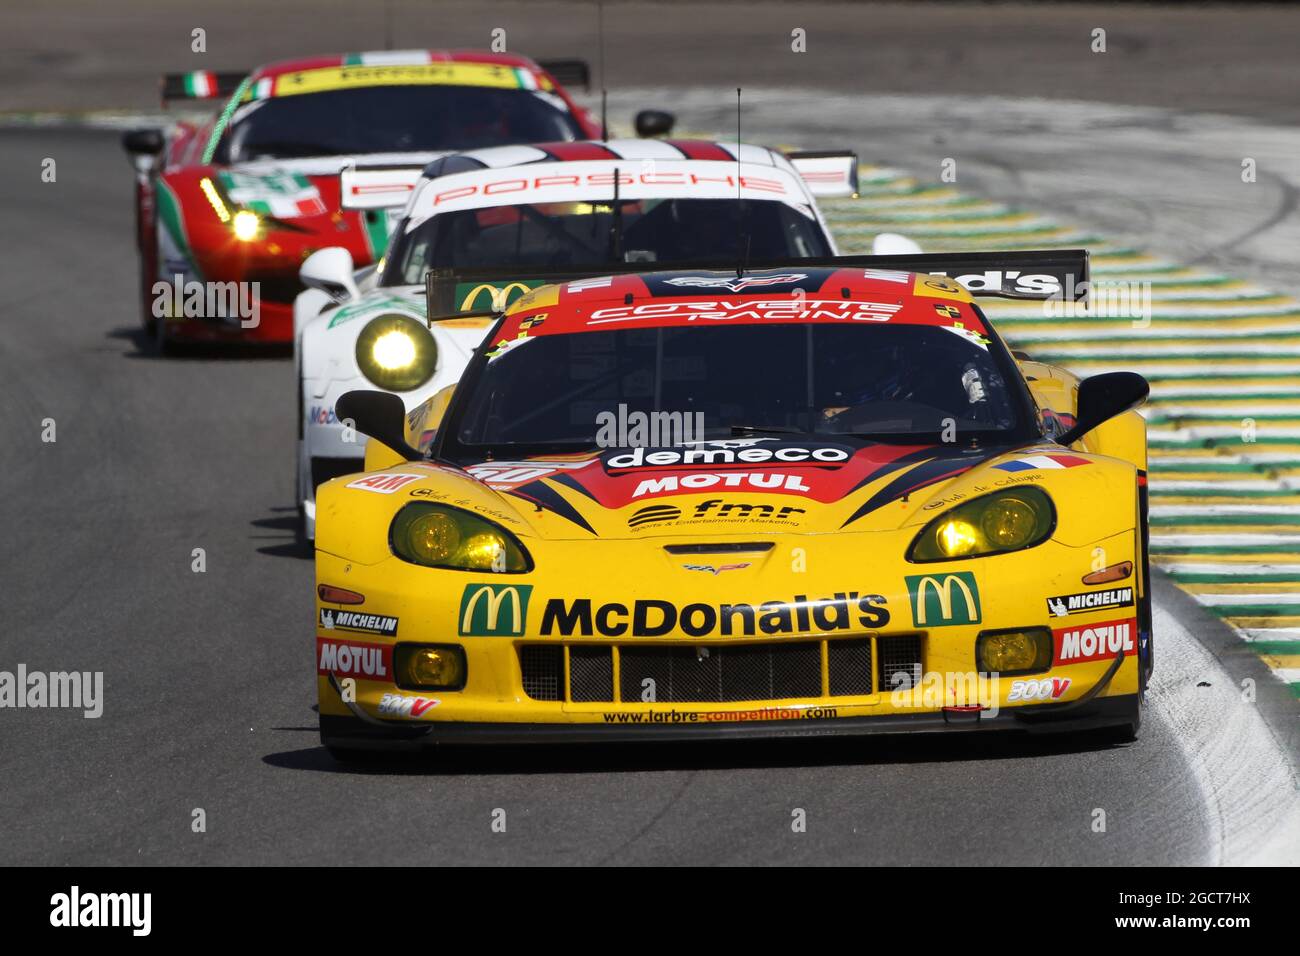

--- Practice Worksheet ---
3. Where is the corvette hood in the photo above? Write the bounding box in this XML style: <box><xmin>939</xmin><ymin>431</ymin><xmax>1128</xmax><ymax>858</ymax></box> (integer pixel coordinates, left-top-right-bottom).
<box><xmin>385</xmin><ymin>438</ymin><xmax>1136</xmax><ymax>548</ymax></box>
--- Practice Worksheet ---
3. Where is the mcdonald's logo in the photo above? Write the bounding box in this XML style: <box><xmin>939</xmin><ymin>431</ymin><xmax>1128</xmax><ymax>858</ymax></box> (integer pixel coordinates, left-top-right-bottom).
<box><xmin>458</xmin><ymin>583</ymin><xmax>533</xmax><ymax>636</ymax></box>
<box><xmin>458</xmin><ymin>281</ymin><xmax>536</xmax><ymax>312</ymax></box>
<box><xmin>904</xmin><ymin>572</ymin><xmax>981</xmax><ymax>627</ymax></box>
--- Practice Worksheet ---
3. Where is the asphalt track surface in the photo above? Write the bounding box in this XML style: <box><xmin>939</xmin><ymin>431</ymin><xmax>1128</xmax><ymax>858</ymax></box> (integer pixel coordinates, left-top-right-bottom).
<box><xmin>2</xmin><ymin>3</ymin><xmax>1300</xmax><ymax>866</ymax></box>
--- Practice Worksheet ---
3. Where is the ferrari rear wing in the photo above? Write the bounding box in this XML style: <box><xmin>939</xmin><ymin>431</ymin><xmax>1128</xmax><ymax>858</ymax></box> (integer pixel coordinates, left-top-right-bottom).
<box><xmin>340</xmin><ymin>165</ymin><xmax>426</xmax><ymax>210</ymax></box>
<box><xmin>785</xmin><ymin>150</ymin><xmax>859</xmax><ymax>198</ymax></box>
<box><xmin>426</xmin><ymin>249</ymin><xmax>1090</xmax><ymax>318</ymax></box>
<box><xmin>160</xmin><ymin>70</ymin><xmax>247</xmax><ymax>103</ymax></box>
<box><xmin>536</xmin><ymin>59</ymin><xmax>591</xmax><ymax>91</ymax></box>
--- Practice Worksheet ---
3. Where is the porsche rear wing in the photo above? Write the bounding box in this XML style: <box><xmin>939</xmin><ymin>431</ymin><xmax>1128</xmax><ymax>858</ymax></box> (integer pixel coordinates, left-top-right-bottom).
<box><xmin>784</xmin><ymin>150</ymin><xmax>859</xmax><ymax>198</ymax></box>
<box><xmin>426</xmin><ymin>249</ymin><xmax>1090</xmax><ymax>318</ymax></box>
<box><xmin>340</xmin><ymin>165</ymin><xmax>426</xmax><ymax>210</ymax></box>
<box><xmin>160</xmin><ymin>70</ymin><xmax>247</xmax><ymax>104</ymax></box>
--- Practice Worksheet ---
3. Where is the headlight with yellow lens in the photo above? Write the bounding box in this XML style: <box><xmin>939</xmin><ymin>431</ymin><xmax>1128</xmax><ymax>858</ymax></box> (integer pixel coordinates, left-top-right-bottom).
<box><xmin>908</xmin><ymin>487</ymin><xmax>1054</xmax><ymax>562</ymax></box>
<box><xmin>390</xmin><ymin>503</ymin><xmax>531</xmax><ymax>572</ymax></box>
<box><xmin>395</xmin><ymin>644</ymin><xmax>466</xmax><ymax>690</ymax></box>
<box><xmin>976</xmin><ymin>628</ymin><xmax>1052</xmax><ymax>675</ymax></box>
<box><xmin>355</xmin><ymin>314</ymin><xmax>438</xmax><ymax>392</ymax></box>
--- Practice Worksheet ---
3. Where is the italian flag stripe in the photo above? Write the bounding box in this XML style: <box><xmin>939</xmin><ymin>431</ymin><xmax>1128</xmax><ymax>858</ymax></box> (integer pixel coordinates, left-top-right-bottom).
<box><xmin>184</xmin><ymin>71</ymin><xmax>215</xmax><ymax>98</ymax></box>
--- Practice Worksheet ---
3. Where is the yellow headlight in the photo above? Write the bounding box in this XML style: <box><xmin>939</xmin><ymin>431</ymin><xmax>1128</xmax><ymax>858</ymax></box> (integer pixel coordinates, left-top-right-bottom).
<box><xmin>407</xmin><ymin>510</ymin><xmax>461</xmax><ymax>563</ymax></box>
<box><xmin>232</xmin><ymin>209</ymin><xmax>260</xmax><ymax>241</ymax></box>
<box><xmin>981</xmin><ymin>496</ymin><xmax>1038</xmax><ymax>548</ymax></box>
<box><xmin>909</xmin><ymin>487</ymin><xmax>1054</xmax><ymax>562</ymax></box>
<box><xmin>397</xmin><ymin>645</ymin><xmax>466</xmax><ymax>689</ymax></box>
<box><xmin>460</xmin><ymin>532</ymin><xmax>508</xmax><ymax>570</ymax></box>
<box><xmin>976</xmin><ymin>629</ymin><xmax>1052</xmax><ymax>674</ymax></box>
<box><xmin>355</xmin><ymin>314</ymin><xmax>438</xmax><ymax>391</ymax></box>
<box><xmin>391</xmin><ymin>503</ymin><xmax>530</xmax><ymax>572</ymax></box>
<box><xmin>937</xmin><ymin>519</ymin><xmax>979</xmax><ymax>556</ymax></box>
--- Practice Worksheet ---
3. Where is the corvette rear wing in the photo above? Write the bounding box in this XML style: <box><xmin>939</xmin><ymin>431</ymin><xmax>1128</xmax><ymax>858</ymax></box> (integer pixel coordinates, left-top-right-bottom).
<box><xmin>426</xmin><ymin>249</ymin><xmax>1090</xmax><ymax>318</ymax></box>
<box><xmin>160</xmin><ymin>70</ymin><xmax>247</xmax><ymax>103</ymax></box>
<box><xmin>340</xmin><ymin>165</ymin><xmax>426</xmax><ymax>210</ymax></box>
<box><xmin>536</xmin><ymin>59</ymin><xmax>591</xmax><ymax>91</ymax></box>
<box><xmin>785</xmin><ymin>150</ymin><xmax>859</xmax><ymax>198</ymax></box>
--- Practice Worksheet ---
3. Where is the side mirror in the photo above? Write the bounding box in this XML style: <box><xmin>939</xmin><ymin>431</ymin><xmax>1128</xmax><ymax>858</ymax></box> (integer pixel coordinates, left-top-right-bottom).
<box><xmin>634</xmin><ymin>109</ymin><xmax>675</xmax><ymax>138</ymax></box>
<box><xmin>300</xmin><ymin>247</ymin><xmax>359</xmax><ymax>302</ymax></box>
<box><xmin>122</xmin><ymin>128</ymin><xmax>164</xmax><ymax>156</ymax></box>
<box><xmin>335</xmin><ymin>390</ymin><xmax>422</xmax><ymax>462</ymax></box>
<box><xmin>1057</xmin><ymin>372</ymin><xmax>1149</xmax><ymax>446</ymax></box>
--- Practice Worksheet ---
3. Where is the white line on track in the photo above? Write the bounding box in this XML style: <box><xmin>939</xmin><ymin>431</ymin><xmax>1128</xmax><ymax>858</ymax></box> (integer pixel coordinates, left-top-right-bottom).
<box><xmin>1150</xmin><ymin>603</ymin><xmax>1300</xmax><ymax>864</ymax></box>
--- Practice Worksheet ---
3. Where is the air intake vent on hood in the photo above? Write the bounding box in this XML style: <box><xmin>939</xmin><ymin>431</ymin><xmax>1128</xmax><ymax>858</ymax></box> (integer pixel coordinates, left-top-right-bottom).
<box><xmin>662</xmin><ymin>542</ymin><xmax>775</xmax><ymax>555</ymax></box>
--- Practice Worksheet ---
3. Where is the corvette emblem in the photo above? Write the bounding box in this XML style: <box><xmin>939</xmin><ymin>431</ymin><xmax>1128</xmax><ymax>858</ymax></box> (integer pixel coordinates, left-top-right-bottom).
<box><xmin>682</xmin><ymin>563</ymin><xmax>752</xmax><ymax>575</ymax></box>
<box><xmin>664</xmin><ymin>274</ymin><xmax>807</xmax><ymax>293</ymax></box>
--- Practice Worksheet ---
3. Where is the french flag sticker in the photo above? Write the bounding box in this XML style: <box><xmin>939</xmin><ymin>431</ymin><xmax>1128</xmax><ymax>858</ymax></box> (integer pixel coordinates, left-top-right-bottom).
<box><xmin>994</xmin><ymin>454</ymin><xmax>1090</xmax><ymax>473</ymax></box>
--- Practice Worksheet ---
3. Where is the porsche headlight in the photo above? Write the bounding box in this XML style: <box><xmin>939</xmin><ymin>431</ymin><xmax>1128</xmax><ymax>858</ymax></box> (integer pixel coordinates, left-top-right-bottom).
<box><xmin>390</xmin><ymin>503</ymin><xmax>530</xmax><ymax>572</ymax></box>
<box><xmin>908</xmin><ymin>487</ymin><xmax>1054</xmax><ymax>562</ymax></box>
<box><xmin>355</xmin><ymin>314</ymin><xmax>438</xmax><ymax>392</ymax></box>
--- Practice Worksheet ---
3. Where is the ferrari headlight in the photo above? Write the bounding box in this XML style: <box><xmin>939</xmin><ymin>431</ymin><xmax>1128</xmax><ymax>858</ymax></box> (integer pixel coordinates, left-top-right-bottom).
<box><xmin>390</xmin><ymin>503</ymin><xmax>530</xmax><ymax>572</ymax></box>
<box><xmin>909</xmin><ymin>487</ymin><xmax>1054</xmax><ymax>562</ymax></box>
<box><xmin>232</xmin><ymin>209</ymin><xmax>260</xmax><ymax>241</ymax></box>
<box><xmin>355</xmin><ymin>314</ymin><xmax>438</xmax><ymax>392</ymax></box>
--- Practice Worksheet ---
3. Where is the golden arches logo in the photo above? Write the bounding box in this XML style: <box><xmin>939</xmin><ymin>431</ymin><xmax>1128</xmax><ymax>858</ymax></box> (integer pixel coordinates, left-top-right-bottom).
<box><xmin>458</xmin><ymin>584</ymin><xmax>533</xmax><ymax>636</ymax></box>
<box><xmin>905</xmin><ymin>572</ymin><xmax>981</xmax><ymax>626</ymax></box>
<box><xmin>459</xmin><ymin>282</ymin><xmax>533</xmax><ymax>312</ymax></box>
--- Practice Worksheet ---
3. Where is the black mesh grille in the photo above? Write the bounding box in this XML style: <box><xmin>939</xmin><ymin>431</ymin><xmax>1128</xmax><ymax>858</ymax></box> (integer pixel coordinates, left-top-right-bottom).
<box><xmin>878</xmin><ymin>635</ymin><xmax>924</xmax><ymax>694</ymax></box>
<box><xmin>618</xmin><ymin>642</ymin><xmax>822</xmax><ymax>703</ymax></box>
<box><xmin>827</xmin><ymin>638</ymin><xmax>873</xmax><ymax>696</ymax></box>
<box><xmin>569</xmin><ymin>646</ymin><xmax>614</xmax><ymax>702</ymax></box>
<box><xmin>519</xmin><ymin>645</ymin><xmax>564</xmax><ymax>701</ymax></box>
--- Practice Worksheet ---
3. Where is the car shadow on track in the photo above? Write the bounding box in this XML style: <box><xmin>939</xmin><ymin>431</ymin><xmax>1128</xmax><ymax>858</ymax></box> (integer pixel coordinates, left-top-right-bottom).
<box><xmin>107</xmin><ymin>326</ymin><xmax>292</xmax><ymax>360</ymax></box>
<box><xmin>251</xmin><ymin>508</ymin><xmax>312</xmax><ymax>560</ymax></box>
<box><xmin>263</xmin><ymin>729</ymin><xmax>1130</xmax><ymax>778</ymax></box>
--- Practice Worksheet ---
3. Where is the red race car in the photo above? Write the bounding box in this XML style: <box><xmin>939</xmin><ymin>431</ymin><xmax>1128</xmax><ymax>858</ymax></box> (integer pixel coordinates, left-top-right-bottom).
<box><xmin>122</xmin><ymin>50</ymin><xmax>647</xmax><ymax>349</ymax></box>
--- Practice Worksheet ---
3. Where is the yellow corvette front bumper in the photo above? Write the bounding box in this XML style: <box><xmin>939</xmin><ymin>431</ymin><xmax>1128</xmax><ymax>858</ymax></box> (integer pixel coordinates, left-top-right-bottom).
<box><xmin>314</xmin><ymin>528</ymin><xmax>1145</xmax><ymax>751</ymax></box>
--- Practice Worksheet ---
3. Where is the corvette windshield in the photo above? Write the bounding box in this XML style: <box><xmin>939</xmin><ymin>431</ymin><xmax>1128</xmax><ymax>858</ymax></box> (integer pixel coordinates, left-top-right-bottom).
<box><xmin>449</xmin><ymin>320</ymin><xmax>1037</xmax><ymax>455</ymax></box>
<box><xmin>384</xmin><ymin>199</ymin><xmax>831</xmax><ymax>285</ymax></box>
<box><xmin>216</xmin><ymin>87</ymin><xmax>583</xmax><ymax>163</ymax></box>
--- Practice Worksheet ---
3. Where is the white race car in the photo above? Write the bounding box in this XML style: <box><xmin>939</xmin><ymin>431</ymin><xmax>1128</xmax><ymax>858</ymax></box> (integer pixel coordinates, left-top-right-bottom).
<box><xmin>292</xmin><ymin>139</ymin><xmax>865</xmax><ymax>536</ymax></box>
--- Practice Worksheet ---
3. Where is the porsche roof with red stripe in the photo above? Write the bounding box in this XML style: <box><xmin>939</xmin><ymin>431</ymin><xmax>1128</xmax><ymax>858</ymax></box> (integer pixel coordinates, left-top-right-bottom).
<box><xmin>421</xmin><ymin>140</ymin><xmax>790</xmax><ymax>179</ymax></box>
<box><xmin>493</xmin><ymin>269</ymin><xmax>990</xmax><ymax>340</ymax></box>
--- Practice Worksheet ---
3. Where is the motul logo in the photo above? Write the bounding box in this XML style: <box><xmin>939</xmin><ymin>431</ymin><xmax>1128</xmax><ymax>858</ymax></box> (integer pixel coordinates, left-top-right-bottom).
<box><xmin>316</xmin><ymin>638</ymin><xmax>392</xmax><ymax>678</ymax></box>
<box><xmin>1053</xmin><ymin>619</ymin><xmax>1135</xmax><ymax>664</ymax></box>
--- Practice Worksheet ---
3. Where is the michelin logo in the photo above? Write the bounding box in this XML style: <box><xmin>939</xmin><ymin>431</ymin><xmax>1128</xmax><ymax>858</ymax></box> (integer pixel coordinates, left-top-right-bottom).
<box><xmin>1046</xmin><ymin>587</ymin><xmax>1134</xmax><ymax>618</ymax></box>
<box><xmin>320</xmin><ymin>608</ymin><xmax>399</xmax><ymax>637</ymax></box>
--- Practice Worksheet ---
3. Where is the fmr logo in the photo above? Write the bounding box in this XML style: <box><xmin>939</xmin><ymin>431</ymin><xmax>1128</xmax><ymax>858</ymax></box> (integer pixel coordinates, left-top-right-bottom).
<box><xmin>459</xmin><ymin>583</ymin><xmax>533</xmax><ymax>636</ymax></box>
<box><xmin>458</xmin><ymin>281</ymin><xmax>536</xmax><ymax>312</ymax></box>
<box><xmin>905</xmin><ymin>572</ymin><xmax>982</xmax><ymax>627</ymax></box>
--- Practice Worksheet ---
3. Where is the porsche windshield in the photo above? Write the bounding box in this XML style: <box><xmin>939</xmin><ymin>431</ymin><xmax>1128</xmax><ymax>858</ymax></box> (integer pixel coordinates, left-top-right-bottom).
<box><xmin>384</xmin><ymin>199</ymin><xmax>831</xmax><ymax>285</ymax></box>
<box><xmin>216</xmin><ymin>87</ymin><xmax>584</xmax><ymax>163</ymax></box>
<box><xmin>449</xmin><ymin>320</ymin><xmax>1037</xmax><ymax>455</ymax></box>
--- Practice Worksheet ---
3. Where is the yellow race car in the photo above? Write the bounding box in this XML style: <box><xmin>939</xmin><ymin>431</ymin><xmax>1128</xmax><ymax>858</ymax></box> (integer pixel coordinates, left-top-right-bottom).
<box><xmin>313</xmin><ymin>251</ymin><xmax>1152</xmax><ymax>759</ymax></box>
